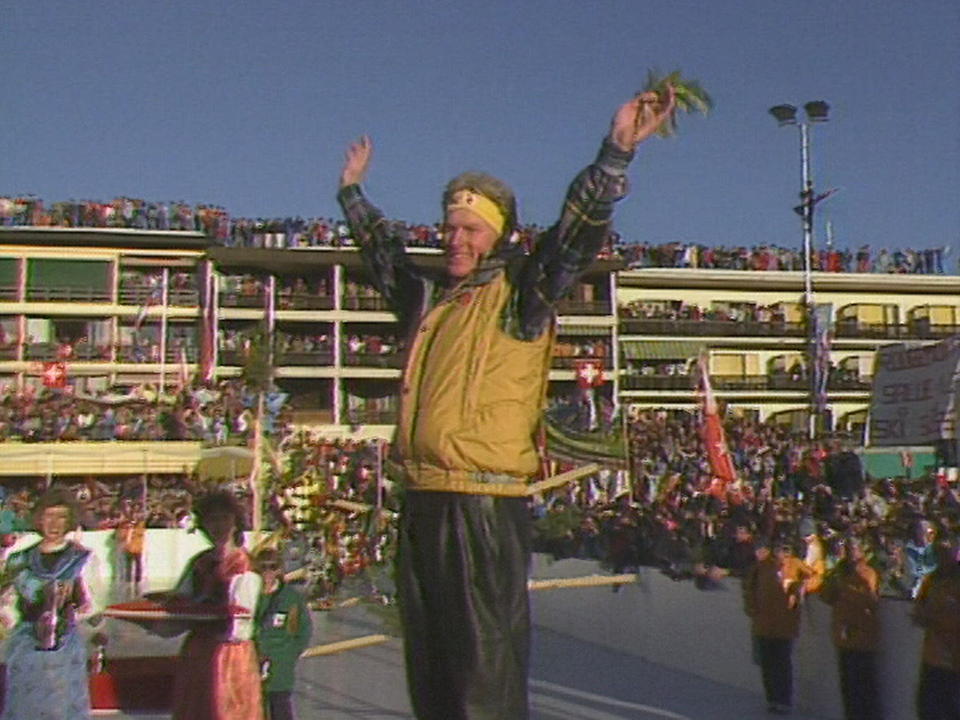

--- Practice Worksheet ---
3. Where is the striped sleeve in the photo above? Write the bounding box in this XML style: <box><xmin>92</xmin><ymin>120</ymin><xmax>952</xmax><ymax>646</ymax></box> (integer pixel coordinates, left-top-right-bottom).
<box><xmin>509</xmin><ymin>139</ymin><xmax>634</xmax><ymax>341</ymax></box>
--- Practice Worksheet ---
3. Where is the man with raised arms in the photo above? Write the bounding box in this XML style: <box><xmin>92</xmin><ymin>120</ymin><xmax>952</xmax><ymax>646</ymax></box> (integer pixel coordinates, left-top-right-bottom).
<box><xmin>337</xmin><ymin>86</ymin><xmax>676</xmax><ymax>720</ymax></box>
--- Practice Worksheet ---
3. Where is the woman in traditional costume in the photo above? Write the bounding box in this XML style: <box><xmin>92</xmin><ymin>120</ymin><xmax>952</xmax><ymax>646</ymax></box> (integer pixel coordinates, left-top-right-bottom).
<box><xmin>1</xmin><ymin>487</ymin><xmax>93</xmax><ymax>720</ymax></box>
<box><xmin>171</xmin><ymin>489</ymin><xmax>263</xmax><ymax>720</ymax></box>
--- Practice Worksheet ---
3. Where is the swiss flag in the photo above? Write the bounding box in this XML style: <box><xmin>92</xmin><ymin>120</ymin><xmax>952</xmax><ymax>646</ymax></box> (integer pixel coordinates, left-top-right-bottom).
<box><xmin>575</xmin><ymin>359</ymin><xmax>605</xmax><ymax>389</ymax></box>
<box><xmin>42</xmin><ymin>361</ymin><xmax>68</xmax><ymax>389</ymax></box>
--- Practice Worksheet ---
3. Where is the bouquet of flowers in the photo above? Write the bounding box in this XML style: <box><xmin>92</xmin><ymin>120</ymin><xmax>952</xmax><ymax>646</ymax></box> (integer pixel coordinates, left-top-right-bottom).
<box><xmin>642</xmin><ymin>69</ymin><xmax>713</xmax><ymax>137</ymax></box>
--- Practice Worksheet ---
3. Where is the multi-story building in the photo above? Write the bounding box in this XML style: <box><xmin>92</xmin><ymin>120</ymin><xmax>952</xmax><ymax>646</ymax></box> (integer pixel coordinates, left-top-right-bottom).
<box><xmin>617</xmin><ymin>267</ymin><xmax>960</xmax><ymax>435</ymax></box>
<box><xmin>0</xmin><ymin>225</ymin><xmax>957</xmax><ymax>458</ymax></box>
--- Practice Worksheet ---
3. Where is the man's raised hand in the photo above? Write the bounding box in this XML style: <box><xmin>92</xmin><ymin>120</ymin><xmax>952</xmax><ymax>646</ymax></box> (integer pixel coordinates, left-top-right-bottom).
<box><xmin>610</xmin><ymin>84</ymin><xmax>677</xmax><ymax>152</ymax></box>
<box><xmin>340</xmin><ymin>135</ymin><xmax>373</xmax><ymax>189</ymax></box>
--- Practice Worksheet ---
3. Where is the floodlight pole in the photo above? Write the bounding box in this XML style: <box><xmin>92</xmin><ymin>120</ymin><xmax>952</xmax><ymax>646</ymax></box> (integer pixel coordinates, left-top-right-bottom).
<box><xmin>799</xmin><ymin>122</ymin><xmax>814</xmax><ymax>315</ymax></box>
<box><xmin>771</xmin><ymin>102</ymin><xmax>829</xmax><ymax>441</ymax></box>
<box><xmin>799</xmin><ymin>121</ymin><xmax>817</xmax><ymax>441</ymax></box>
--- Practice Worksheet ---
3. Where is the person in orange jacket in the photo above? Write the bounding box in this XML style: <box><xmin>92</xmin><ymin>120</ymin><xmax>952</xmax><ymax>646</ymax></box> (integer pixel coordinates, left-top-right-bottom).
<box><xmin>820</xmin><ymin>536</ymin><xmax>883</xmax><ymax>720</ymax></box>
<box><xmin>912</xmin><ymin>531</ymin><xmax>960</xmax><ymax>720</ymax></box>
<box><xmin>743</xmin><ymin>535</ymin><xmax>815</xmax><ymax>715</ymax></box>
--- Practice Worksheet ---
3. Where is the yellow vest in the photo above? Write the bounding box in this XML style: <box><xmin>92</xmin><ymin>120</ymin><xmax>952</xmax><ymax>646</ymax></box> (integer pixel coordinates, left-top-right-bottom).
<box><xmin>399</xmin><ymin>271</ymin><xmax>553</xmax><ymax>495</ymax></box>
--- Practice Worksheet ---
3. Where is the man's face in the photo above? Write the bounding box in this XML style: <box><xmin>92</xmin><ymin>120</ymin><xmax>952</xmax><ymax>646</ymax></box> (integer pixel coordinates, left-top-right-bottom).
<box><xmin>442</xmin><ymin>208</ymin><xmax>499</xmax><ymax>279</ymax></box>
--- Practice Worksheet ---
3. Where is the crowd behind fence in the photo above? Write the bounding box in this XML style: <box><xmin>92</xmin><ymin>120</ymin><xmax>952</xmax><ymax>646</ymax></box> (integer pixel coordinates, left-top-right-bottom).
<box><xmin>2</xmin><ymin>195</ymin><xmax>954</xmax><ymax>275</ymax></box>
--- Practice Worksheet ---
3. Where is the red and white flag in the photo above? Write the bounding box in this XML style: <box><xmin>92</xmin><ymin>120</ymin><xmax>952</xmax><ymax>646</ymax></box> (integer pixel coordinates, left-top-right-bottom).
<box><xmin>41</xmin><ymin>361</ymin><xmax>68</xmax><ymax>389</ymax></box>
<box><xmin>575</xmin><ymin>359</ymin><xmax>605</xmax><ymax>389</ymax></box>
<box><xmin>696</xmin><ymin>357</ymin><xmax>737</xmax><ymax>488</ymax></box>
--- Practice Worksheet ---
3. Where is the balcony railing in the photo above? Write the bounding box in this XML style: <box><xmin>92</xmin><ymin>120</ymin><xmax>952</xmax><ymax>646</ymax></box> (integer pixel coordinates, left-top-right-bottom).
<box><xmin>280</xmin><ymin>293</ymin><xmax>335</xmax><ymax>311</ymax></box>
<box><xmin>341</xmin><ymin>295</ymin><xmax>391</xmax><ymax>312</ymax></box>
<box><xmin>620</xmin><ymin>375</ymin><xmax>692</xmax><ymax>391</ymax></box>
<box><xmin>0</xmin><ymin>285</ymin><xmax>18</xmax><ymax>301</ymax></box>
<box><xmin>279</xmin><ymin>349</ymin><xmax>335</xmax><ymax>366</ymax></box>
<box><xmin>619</xmin><ymin>317</ymin><xmax>805</xmax><ymax>337</ymax></box>
<box><xmin>910</xmin><ymin>322</ymin><xmax>960</xmax><ymax>340</ymax></box>
<box><xmin>165</xmin><ymin>347</ymin><xmax>199</xmax><ymax>363</ymax></box>
<box><xmin>834</xmin><ymin>322</ymin><xmax>960</xmax><ymax>341</ymax></box>
<box><xmin>833</xmin><ymin>322</ymin><xmax>904</xmax><ymax>340</ymax></box>
<box><xmin>220</xmin><ymin>292</ymin><xmax>266</xmax><ymax>309</ymax></box>
<box><xmin>620</xmin><ymin>373</ymin><xmax>874</xmax><ymax>392</ymax></box>
<box><xmin>116</xmin><ymin>346</ymin><xmax>161</xmax><ymax>363</ymax></box>
<box><xmin>342</xmin><ymin>351</ymin><xmax>405</xmax><ymax>369</ymax></box>
<box><xmin>24</xmin><ymin>343</ymin><xmax>111</xmax><ymax>361</ymax></box>
<box><xmin>218</xmin><ymin>349</ymin><xmax>244</xmax><ymax>366</ymax></box>
<box><xmin>26</xmin><ymin>287</ymin><xmax>111</xmax><ymax>303</ymax></box>
<box><xmin>552</xmin><ymin>356</ymin><xmax>614</xmax><ymax>370</ymax></box>
<box><xmin>556</xmin><ymin>299</ymin><xmax>612</xmax><ymax>316</ymax></box>
<box><xmin>343</xmin><ymin>408</ymin><xmax>398</xmax><ymax>425</ymax></box>
<box><xmin>829</xmin><ymin>376</ymin><xmax>874</xmax><ymax>391</ymax></box>
<box><xmin>0</xmin><ymin>345</ymin><xmax>17</xmax><ymax>361</ymax></box>
<box><xmin>119</xmin><ymin>287</ymin><xmax>199</xmax><ymax>306</ymax></box>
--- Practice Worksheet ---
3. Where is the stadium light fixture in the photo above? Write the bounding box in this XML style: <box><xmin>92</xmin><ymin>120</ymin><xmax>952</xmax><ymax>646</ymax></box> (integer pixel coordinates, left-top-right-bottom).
<box><xmin>770</xmin><ymin>100</ymin><xmax>832</xmax><ymax>439</ymax></box>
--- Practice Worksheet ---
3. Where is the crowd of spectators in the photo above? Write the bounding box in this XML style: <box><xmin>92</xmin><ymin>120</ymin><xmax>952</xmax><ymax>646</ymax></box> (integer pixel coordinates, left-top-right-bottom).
<box><xmin>220</xmin><ymin>274</ymin><xmax>266</xmax><ymax>305</ymax></box>
<box><xmin>219</xmin><ymin>330</ymin><xmax>404</xmax><ymax>366</ymax></box>
<box><xmin>119</xmin><ymin>270</ymin><xmax>198</xmax><ymax>302</ymax></box>
<box><xmin>0</xmin><ymin>379</ymin><xmax>284</xmax><ymax>445</ymax></box>
<box><xmin>0</xmin><ymin>475</ymin><xmax>195</xmax><ymax>534</ymax></box>
<box><xmin>277</xmin><ymin>332</ymin><xmax>333</xmax><ymax>357</ymax></box>
<box><xmin>620</xmin><ymin>299</ymin><xmax>791</xmax><ymax>324</ymax></box>
<box><xmin>0</xmin><ymin>390</ymin><xmax>957</xmax><ymax>605</ymax></box>
<box><xmin>4</xmin><ymin>195</ymin><xmax>954</xmax><ymax>274</ymax></box>
<box><xmin>278</xmin><ymin>278</ymin><xmax>331</xmax><ymax>309</ymax></box>
<box><xmin>0</xmin><ymin>195</ymin><xmax>232</xmax><ymax>242</ymax></box>
<box><xmin>533</xmin><ymin>409</ymin><xmax>960</xmax><ymax>601</ymax></box>
<box><xmin>342</xmin><ymin>334</ymin><xmax>404</xmax><ymax>362</ymax></box>
<box><xmin>614</xmin><ymin>240</ymin><xmax>952</xmax><ymax>275</ymax></box>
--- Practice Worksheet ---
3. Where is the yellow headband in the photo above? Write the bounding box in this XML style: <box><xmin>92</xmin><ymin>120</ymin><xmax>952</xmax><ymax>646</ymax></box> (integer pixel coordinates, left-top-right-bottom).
<box><xmin>446</xmin><ymin>189</ymin><xmax>505</xmax><ymax>236</ymax></box>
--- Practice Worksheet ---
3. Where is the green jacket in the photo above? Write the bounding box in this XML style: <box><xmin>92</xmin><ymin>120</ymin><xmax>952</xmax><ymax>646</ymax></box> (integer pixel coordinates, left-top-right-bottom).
<box><xmin>255</xmin><ymin>581</ymin><xmax>312</xmax><ymax>692</ymax></box>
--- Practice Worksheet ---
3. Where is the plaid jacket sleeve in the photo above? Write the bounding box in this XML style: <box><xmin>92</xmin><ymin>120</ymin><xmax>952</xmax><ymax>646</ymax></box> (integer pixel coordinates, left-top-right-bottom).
<box><xmin>508</xmin><ymin>138</ymin><xmax>634</xmax><ymax>341</ymax></box>
<box><xmin>337</xmin><ymin>184</ymin><xmax>429</xmax><ymax>328</ymax></box>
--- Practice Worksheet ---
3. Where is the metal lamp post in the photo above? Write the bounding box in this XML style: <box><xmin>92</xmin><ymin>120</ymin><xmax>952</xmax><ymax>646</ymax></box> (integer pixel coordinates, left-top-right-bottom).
<box><xmin>770</xmin><ymin>101</ymin><xmax>830</xmax><ymax>439</ymax></box>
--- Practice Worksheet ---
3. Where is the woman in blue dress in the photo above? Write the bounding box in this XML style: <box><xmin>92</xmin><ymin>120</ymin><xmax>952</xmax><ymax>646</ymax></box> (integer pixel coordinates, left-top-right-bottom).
<box><xmin>2</xmin><ymin>487</ymin><xmax>93</xmax><ymax>720</ymax></box>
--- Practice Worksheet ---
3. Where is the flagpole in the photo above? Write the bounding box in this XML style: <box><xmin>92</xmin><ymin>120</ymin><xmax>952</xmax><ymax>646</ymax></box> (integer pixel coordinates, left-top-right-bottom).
<box><xmin>375</xmin><ymin>438</ymin><xmax>384</xmax><ymax>513</ymax></box>
<box><xmin>211</xmin><ymin>271</ymin><xmax>220</xmax><ymax>382</ymax></box>
<box><xmin>619</xmin><ymin>396</ymin><xmax>632</xmax><ymax>498</ymax></box>
<box><xmin>159</xmin><ymin>267</ymin><xmax>169</xmax><ymax>394</ymax></box>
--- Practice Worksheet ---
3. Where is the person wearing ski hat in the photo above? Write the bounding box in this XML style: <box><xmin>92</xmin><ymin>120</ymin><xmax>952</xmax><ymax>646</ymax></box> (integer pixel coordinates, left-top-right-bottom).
<box><xmin>337</xmin><ymin>85</ymin><xmax>676</xmax><ymax>720</ymax></box>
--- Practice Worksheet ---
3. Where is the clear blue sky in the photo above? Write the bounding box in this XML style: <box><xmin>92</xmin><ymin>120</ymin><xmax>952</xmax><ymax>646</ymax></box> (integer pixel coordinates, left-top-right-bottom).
<box><xmin>2</xmin><ymin>0</ymin><xmax>958</xmax><ymax>255</ymax></box>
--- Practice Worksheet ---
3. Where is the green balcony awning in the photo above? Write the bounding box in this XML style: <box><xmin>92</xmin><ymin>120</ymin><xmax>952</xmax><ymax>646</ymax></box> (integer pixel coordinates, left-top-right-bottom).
<box><xmin>557</xmin><ymin>324</ymin><xmax>613</xmax><ymax>337</ymax></box>
<box><xmin>621</xmin><ymin>340</ymin><xmax>705</xmax><ymax>361</ymax></box>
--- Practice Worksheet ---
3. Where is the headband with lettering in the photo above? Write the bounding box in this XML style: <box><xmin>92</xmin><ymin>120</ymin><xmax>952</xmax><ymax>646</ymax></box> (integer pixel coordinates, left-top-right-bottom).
<box><xmin>446</xmin><ymin>189</ymin><xmax>506</xmax><ymax>236</ymax></box>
